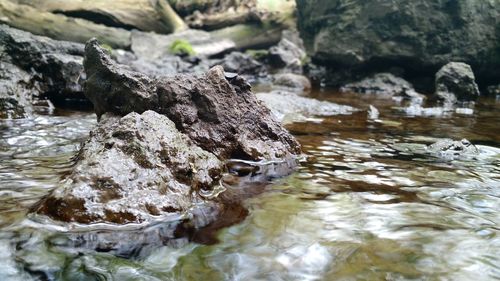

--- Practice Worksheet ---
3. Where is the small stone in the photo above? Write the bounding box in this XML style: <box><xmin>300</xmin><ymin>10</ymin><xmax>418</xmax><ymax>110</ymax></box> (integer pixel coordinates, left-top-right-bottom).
<box><xmin>435</xmin><ymin>62</ymin><xmax>480</xmax><ymax>104</ymax></box>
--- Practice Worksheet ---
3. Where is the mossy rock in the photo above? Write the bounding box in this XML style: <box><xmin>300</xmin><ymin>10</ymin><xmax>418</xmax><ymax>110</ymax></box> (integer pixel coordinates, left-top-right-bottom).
<box><xmin>169</xmin><ymin>39</ymin><xmax>196</xmax><ymax>56</ymax></box>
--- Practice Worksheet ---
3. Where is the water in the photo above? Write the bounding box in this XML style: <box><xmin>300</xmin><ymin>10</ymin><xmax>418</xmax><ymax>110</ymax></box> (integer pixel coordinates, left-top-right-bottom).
<box><xmin>0</xmin><ymin>92</ymin><xmax>499</xmax><ymax>280</ymax></box>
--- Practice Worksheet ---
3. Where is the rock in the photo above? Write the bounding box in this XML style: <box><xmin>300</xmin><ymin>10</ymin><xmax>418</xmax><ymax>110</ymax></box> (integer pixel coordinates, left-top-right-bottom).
<box><xmin>15</xmin><ymin>0</ymin><xmax>186</xmax><ymax>33</ymax></box>
<box><xmin>341</xmin><ymin>73</ymin><xmax>425</xmax><ymax>104</ymax></box>
<box><xmin>0</xmin><ymin>62</ymin><xmax>34</xmax><ymax>119</ymax></box>
<box><xmin>33</xmin><ymin>110</ymin><xmax>223</xmax><ymax>223</ymax></box>
<box><xmin>32</xmin><ymin>39</ymin><xmax>301</xmax><ymax>224</ymax></box>
<box><xmin>84</xmin><ymin>38</ymin><xmax>300</xmax><ymax>160</ymax></box>
<box><xmin>256</xmin><ymin>90</ymin><xmax>357</xmax><ymax>123</ymax></box>
<box><xmin>130</xmin><ymin>29</ymin><xmax>235</xmax><ymax>61</ymax></box>
<box><xmin>296</xmin><ymin>0</ymin><xmax>500</xmax><ymax>86</ymax></box>
<box><xmin>435</xmin><ymin>62</ymin><xmax>480</xmax><ymax>104</ymax></box>
<box><xmin>0</xmin><ymin>24</ymin><xmax>86</xmax><ymax>118</ymax></box>
<box><xmin>427</xmin><ymin>138</ymin><xmax>479</xmax><ymax>159</ymax></box>
<box><xmin>268</xmin><ymin>36</ymin><xmax>307</xmax><ymax>73</ymax></box>
<box><xmin>218</xmin><ymin>51</ymin><xmax>267</xmax><ymax>78</ymax></box>
<box><xmin>0</xmin><ymin>0</ymin><xmax>131</xmax><ymax>49</ymax></box>
<box><xmin>273</xmin><ymin>73</ymin><xmax>311</xmax><ymax>92</ymax></box>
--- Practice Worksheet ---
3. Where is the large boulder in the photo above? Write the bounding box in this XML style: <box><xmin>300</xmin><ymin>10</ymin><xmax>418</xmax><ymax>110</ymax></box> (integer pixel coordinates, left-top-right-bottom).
<box><xmin>435</xmin><ymin>62</ymin><xmax>480</xmax><ymax>104</ymax></box>
<box><xmin>31</xmin><ymin>40</ymin><xmax>301</xmax><ymax>224</ymax></box>
<box><xmin>0</xmin><ymin>24</ymin><xmax>86</xmax><ymax>118</ymax></box>
<box><xmin>296</xmin><ymin>0</ymin><xmax>500</xmax><ymax>86</ymax></box>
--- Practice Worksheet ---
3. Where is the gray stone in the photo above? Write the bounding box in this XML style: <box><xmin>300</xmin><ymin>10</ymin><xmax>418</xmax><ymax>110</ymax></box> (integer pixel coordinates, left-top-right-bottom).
<box><xmin>273</xmin><ymin>73</ymin><xmax>311</xmax><ymax>92</ymax></box>
<box><xmin>217</xmin><ymin>51</ymin><xmax>267</xmax><ymax>78</ymax></box>
<box><xmin>268</xmin><ymin>37</ymin><xmax>307</xmax><ymax>74</ymax></box>
<box><xmin>341</xmin><ymin>73</ymin><xmax>425</xmax><ymax>103</ymax></box>
<box><xmin>435</xmin><ymin>62</ymin><xmax>480</xmax><ymax>104</ymax></box>
<box><xmin>0</xmin><ymin>24</ymin><xmax>86</xmax><ymax>118</ymax></box>
<box><xmin>256</xmin><ymin>90</ymin><xmax>357</xmax><ymax>123</ymax></box>
<box><xmin>427</xmin><ymin>138</ymin><xmax>479</xmax><ymax>159</ymax></box>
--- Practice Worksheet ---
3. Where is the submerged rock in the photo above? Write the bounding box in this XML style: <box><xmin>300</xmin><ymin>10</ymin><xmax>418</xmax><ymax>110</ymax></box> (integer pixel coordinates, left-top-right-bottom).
<box><xmin>435</xmin><ymin>62</ymin><xmax>480</xmax><ymax>104</ymax></box>
<box><xmin>427</xmin><ymin>139</ymin><xmax>479</xmax><ymax>159</ymax></box>
<box><xmin>32</xmin><ymin>39</ymin><xmax>301</xmax><ymax>224</ymax></box>
<box><xmin>0</xmin><ymin>24</ymin><xmax>86</xmax><ymax>118</ymax></box>
<box><xmin>256</xmin><ymin>90</ymin><xmax>357</xmax><ymax>123</ymax></box>
<box><xmin>341</xmin><ymin>73</ymin><xmax>425</xmax><ymax>104</ymax></box>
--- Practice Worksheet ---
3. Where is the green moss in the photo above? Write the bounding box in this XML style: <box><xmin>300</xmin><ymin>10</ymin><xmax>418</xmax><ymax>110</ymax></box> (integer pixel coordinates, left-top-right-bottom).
<box><xmin>169</xmin><ymin>39</ymin><xmax>196</xmax><ymax>56</ymax></box>
<box><xmin>100</xmin><ymin>43</ymin><xmax>113</xmax><ymax>55</ymax></box>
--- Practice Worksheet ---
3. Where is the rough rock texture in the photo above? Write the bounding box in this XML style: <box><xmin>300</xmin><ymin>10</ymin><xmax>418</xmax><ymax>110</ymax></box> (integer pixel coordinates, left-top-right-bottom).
<box><xmin>268</xmin><ymin>37</ymin><xmax>306</xmax><ymax>74</ymax></box>
<box><xmin>296</xmin><ymin>0</ymin><xmax>500</xmax><ymax>87</ymax></box>
<box><xmin>0</xmin><ymin>61</ymin><xmax>34</xmax><ymax>119</ymax></box>
<box><xmin>34</xmin><ymin>111</ymin><xmax>223</xmax><ymax>223</ymax></box>
<box><xmin>435</xmin><ymin>62</ymin><xmax>480</xmax><ymax>104</ymax></box>
<box><xmin>218</xmin><ymin>51</ymin><xmax>267</xmax><ymax>78</ymax></box>
<box><xmin>0</xmin><ymin>25</ymin><xmax>86</xmax><ymax>118</ymax></box>
<box><xmin>273</xmin><ymin>73</ymin><xmax>311</xmax><ymax>92</ymax></box>
<box><xmin>256</xmin><ymin>90</ymin><xmax>357</xmax><ymax>123</ymax></box>
<box><xmin>427</xmin><ymin>138</ymin><xmax>479</xmax><ymax>159</ymax></box>
<box><xmin>84</xmin><ymin>38</ymin><xmax>301</xmax><ymax>160</ymax></box>
<box><xmin>33</xmin><ymin>39</ymin><xmax>301</xmax><ymax>224</ymax></box>
<box><xmin>341</xmin><ymin>73</ymin><xmax>425</xmax><ymax>103</ymax></box>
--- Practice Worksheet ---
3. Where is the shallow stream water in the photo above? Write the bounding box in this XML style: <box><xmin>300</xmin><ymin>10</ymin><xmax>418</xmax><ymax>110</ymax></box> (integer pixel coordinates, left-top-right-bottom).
<box><xmin>0</xmin><ymin>91</ymin><xmax>499</xmax><ymax>280</ymax></box>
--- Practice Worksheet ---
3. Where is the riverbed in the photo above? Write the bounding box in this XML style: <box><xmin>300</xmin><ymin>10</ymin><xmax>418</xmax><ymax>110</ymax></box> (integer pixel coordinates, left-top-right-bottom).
<box><xmin>1</xmin><ymin>90</ymin><xmax>499</xmax><ymax>280</ymax></box>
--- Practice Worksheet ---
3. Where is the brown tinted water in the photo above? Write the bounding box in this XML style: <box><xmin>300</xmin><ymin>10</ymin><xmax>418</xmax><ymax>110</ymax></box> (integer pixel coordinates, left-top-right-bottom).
<box><xmin>0</xmin><ymin>91</ymin><xmax>499</xmax><ymax>280</ymax></box>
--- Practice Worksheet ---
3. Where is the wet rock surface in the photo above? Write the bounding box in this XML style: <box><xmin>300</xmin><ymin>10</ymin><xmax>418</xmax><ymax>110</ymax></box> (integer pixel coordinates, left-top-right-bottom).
<box><xmin>0</xmin><ymin>24</ymin><xmax>86</xmax><ymax>117</ymax></box>
<box><xmin>341</xmin><ymin>73</ymin><xmax>425</xmax><ymax>104</ymax></box>
<box><xmin>256</xmin><ymin>90</ymin><xmax>357</xmax><ymax>123</ymax></box>
<box><xmin>32</xmin><ymin>39</ymin><xmax>301</xmax><ymax>224</ymax></box>
<box><xmin>427</xmin><ymin>139</ymin><xmax>479</xmax><ymax>159</ymax></box>
<box><xmin>34</xmin><ymin>110</ymin><xmax>223</xmax><ymax>223</ymax></box>
<box><xmin>435</xmin><ymin>62</ymin><xmax>480</xmax><ymax>104</ymax></box>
